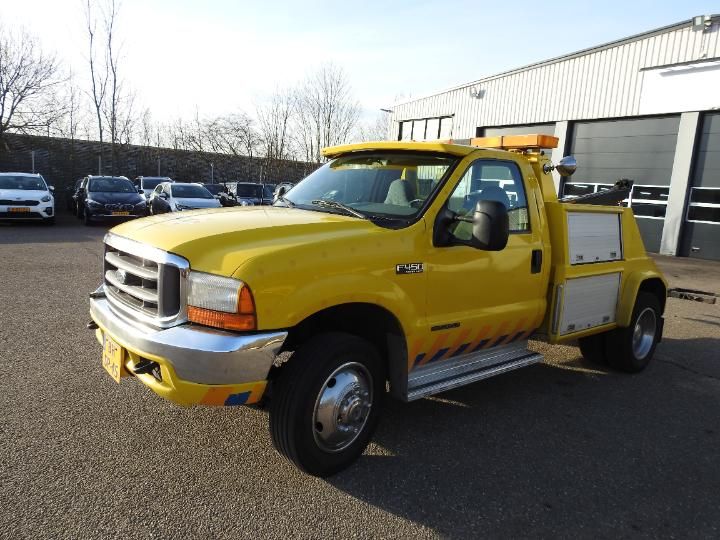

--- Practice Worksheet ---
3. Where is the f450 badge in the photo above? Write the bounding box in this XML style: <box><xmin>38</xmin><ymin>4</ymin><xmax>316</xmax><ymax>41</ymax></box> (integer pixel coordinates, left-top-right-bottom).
<box><xmin>396</xmin><ymin>263</ymin><xmax>424</xmax><ymax>275</ymax></box>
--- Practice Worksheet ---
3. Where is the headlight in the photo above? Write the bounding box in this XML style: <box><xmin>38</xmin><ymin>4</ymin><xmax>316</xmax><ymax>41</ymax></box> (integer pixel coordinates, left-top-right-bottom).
<box><xmin>41</xmin><ymin>195</ymin><xmax>51</xmax><ymax>202</ymax></box>
<box><xmin>135</xmin><ymin>200</ymin><xmax>146</xmax><ymax>208</ymax></box>
<box><xmin>186</xmin><ymin>271</ymin><xmax>256</xmax><ymax>331</ymax></box>
<box><xmin>87</xmin><ymin>199</ymin><xmax>103</xmax><ymax>208</ymax></box>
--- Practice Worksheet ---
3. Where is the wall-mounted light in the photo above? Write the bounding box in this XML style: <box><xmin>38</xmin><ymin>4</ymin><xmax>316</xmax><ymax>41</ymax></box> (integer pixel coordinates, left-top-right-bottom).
<box><xmin>469</xmin><ymin>86</ymin><xmax>485</xmax><ymax>99</ymax></box>
<box><xmin>692</xmin><ymin>14</ymin><xmax>712</xmax><ymax>31</ymax></box>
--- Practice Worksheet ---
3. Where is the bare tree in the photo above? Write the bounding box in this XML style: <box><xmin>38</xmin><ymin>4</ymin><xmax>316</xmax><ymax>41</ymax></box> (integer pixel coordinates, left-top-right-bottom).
<box><xmin>294</xmin><ymin>63</ymin><xmax>360</xmax><ymax>163</ymax></box>
<box><xmin>85</xmin><ymin>0</ymin><xmax>134</xmax><ymax>172</ymax></box>
<box><xmin>85</xmin><ymin>0</ymin><xmax>108</xmax><ymax>150</ymax></box>
<box><xmin>355</xmin><ymin>111</ymin><xmax>391</xmax><ymax>142</ymax></box>
<box><xmin>0</xmin><ymin>24</ymin><xmax>61</xmax><ymax>145</ymax></box>
<box><xmin>257</xmin><ymin>90</ymin><xmax>295</xmax><ymax>180</ymax></box>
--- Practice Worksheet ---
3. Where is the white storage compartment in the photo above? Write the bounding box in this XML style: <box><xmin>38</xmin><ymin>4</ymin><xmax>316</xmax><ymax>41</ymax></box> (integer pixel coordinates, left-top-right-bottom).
<box><xmin>567</xmin><ymin>212</ymin><xmax>622</xmax><ymax>264</ymax></box>
<box><xmin>557</xmin><ymin>272</ymin><xmax>621</xmax><ymax>335</ymax></box>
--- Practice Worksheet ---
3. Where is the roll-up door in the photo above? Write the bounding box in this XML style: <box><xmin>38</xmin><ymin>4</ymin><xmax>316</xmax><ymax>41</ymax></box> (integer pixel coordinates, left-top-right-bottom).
<box><xmin>680</xmin><ymin>112</ymin><xmax>720</xmax><ymax>261</ymax></box>
<box><xmin>562</xmin><ymin>116</ymin><xmax>680</xmax><ymax>253</ymax></box>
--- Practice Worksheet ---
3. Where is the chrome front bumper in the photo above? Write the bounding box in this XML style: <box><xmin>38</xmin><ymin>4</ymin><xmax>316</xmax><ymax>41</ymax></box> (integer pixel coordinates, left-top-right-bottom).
<box><xmin>90</xmin><ymin>296</ymin><xmax>287</xmax><ymax>385</ymax></box>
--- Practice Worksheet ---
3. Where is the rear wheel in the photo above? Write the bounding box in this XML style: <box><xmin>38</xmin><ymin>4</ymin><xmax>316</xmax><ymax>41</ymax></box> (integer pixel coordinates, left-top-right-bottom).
<box><xmin>605</xmin><ymin>292</ymin><xmax>662</xmax><ymax>373</ymax></box>
<box><xmin>578</xmin><ymin>332</ymin><xmax>609</xmax><ymax>365</ymax></box>
<box><xmin>269</xmin><ymin>332</ymin><xmax>385</xmax><ymax>477</ymax></box>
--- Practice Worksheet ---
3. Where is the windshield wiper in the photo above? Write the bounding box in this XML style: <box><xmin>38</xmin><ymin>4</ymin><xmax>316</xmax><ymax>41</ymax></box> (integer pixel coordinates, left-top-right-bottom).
<box><xmin>310</xmin><ymin>199</ymin><xmax>367</xmax><ymax>219</ymax></box>
<box><xmin>277</xmin><ymin>195</ymin><xmax>296</xmax><ymax>208</ymax></box>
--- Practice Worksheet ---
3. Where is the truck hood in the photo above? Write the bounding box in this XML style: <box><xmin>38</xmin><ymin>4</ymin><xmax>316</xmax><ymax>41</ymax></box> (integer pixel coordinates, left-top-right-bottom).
<box><xmin>109</xmin><ymin>206</ymin><xmax>378</xmax><ymax>275</ymax></box>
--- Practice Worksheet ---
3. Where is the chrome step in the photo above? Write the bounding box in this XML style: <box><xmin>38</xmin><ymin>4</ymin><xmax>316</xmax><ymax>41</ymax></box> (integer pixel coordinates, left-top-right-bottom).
<box><xmin>406</xmin><ymin>340</ymin><xmax>543</xmax><ymax>401</ymax></box>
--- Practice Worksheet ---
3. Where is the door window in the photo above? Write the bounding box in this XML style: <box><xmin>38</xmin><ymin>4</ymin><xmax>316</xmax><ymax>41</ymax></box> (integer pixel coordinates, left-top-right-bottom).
<box><xmin>446</xmin><ymin>160</ymin><xmax>530</xmax><ymax>241</ymax></box>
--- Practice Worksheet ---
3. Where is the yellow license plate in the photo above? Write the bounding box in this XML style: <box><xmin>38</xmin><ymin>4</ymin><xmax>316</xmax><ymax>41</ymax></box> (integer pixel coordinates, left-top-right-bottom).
<box><xmin>9</xmin><ymin>207</ymin><xmax>30</xmax><ymax>213</ymax></box>
<box><xmin>102</xmin><ymin>334</ymin><xmax>126</xmax><ymax>383</ymax></box>
<box><xmin>112</xmin><ymin>211</ymin><xmax>130</xmax><ymax>216</ymax></box>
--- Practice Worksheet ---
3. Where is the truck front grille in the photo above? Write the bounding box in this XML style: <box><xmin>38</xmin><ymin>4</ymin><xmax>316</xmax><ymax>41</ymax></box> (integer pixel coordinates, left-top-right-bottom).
<box><xmin>103</xmin><ymin>233</ymin><xmax>188</xmax><ymax>327</ymax></box>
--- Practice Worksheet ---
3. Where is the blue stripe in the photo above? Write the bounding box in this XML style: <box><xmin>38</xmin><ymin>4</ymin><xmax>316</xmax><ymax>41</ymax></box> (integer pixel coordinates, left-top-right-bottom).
<box><xmin>224</xmin><ymin>391</ymin><xmax>251</xmax><ymax>406</ymax></box>
<box><xmin>472</xmin><ymin>339</ymin><xmax>490</xmax><ymax>352</ymax></box>
<box><xmin>451</xmin><ymin>343</ymin><xmax>470</xmax><ymax>357</ymax></box>
<box><xmin>489</xmin><ymin>334</ymin><xmax>508</xmax><ymax>348</ymax></box>
<box><xmin>428</xmin><ymin>347</ymin><xmax>450</xmax><ymax>363</ymax></box>
<box><xmin>413</xmin><ymin>353</ymin><xmax>426</xmax><ymax>367</ymax></box>
<box><xmin>506</xmin><ymin>330</ymin><xmax>526</xmax><ymax>344</ymax></box>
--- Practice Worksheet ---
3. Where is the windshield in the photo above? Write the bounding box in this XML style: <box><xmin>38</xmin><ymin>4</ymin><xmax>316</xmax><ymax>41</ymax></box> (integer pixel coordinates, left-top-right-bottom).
<box><xmin>142</xmin><ymin>178</ymin><xmax>167</xmax><ymax>190</ymax></box>
<box><xmin>88</xmin><ymin>177</ymin><xmax>135</xmax><ymax>193</ymax></box>
<box><xmin>0</xmin><ymin>175</ymin><xmax>47</xmax><ymax>190</ymax></box>
<box><xmin>283</xmin><ymin>152</ymin><xmax>458</xmax><ymax>219</ymax></box>
<box><xmin>263</xmin><ymin>184</ymin><xmax>275</xmax><ymax>198</ymax></box>
<box><xmin>171</xmin><ymin>184</ymin><xmax>213</xmax><ymax>199</ymax></box>
<box><xmin>236</xmin><ymin>184</ymin><xmax>263</xmax><ymax>198</ymax></box>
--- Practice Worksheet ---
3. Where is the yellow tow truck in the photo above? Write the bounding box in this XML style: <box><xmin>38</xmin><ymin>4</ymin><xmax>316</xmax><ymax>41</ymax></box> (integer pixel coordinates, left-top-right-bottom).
<box><xmin>89</xmin><ymin>135</ymin><xmax>667</xmax><ymax>476</ymax></box>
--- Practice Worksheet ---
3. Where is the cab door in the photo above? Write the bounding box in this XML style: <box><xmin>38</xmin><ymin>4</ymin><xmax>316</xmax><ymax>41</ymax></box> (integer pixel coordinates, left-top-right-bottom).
<box><xmin>418</xmin><ymin>157</ymin><xmax>548</xmax><ymax>366</ymax></box>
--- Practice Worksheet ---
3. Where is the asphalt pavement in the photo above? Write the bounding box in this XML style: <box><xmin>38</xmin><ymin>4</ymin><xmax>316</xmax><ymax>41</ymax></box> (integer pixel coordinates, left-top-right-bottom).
<box><xmin>1</xmin><ymin>213</ymin><xmax>719</xmax><ymax>539</ymax></box>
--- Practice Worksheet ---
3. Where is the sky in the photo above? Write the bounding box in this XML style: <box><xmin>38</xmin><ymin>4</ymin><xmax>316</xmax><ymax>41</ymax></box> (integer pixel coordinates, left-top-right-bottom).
<box><xmin>1</xmin><ymin>0</ymin><xmax>719</xmax><ymax>123</ymax></box>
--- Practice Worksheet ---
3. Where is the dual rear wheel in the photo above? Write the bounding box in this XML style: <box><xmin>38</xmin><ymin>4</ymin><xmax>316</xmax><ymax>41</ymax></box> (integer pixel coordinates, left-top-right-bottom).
<box><xmin>579</xmin><ymin>292</ymin><xmax>662</xmax><ymax>372</ymax></box>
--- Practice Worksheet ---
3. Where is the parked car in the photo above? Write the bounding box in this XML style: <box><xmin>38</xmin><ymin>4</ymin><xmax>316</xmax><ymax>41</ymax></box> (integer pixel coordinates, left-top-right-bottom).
<box><xmin>76</xmin><ymin>175</ymin><xmax>146</xmax><ymax>225</ymax></box>
<box><xmin>134</xmin><ymin>176</ymin><xmax>173</xmax><ymax>201</ymax></box>
<box><xmin>273</xmin><ymin>182</ymin><xmax>295</xmax><ymax>202</ymax></box>
<box><xmin>232</xmin><ymin>182</ymin><xmax>274</xmax><ymax>205</ymax></box>
<box><xmin>0</xmin><ymin>172</ymin><xmax>55</xmax><ymax>225</ymax></box>
<box><xmin>149</xmin><ymin>182</ymin><xmax>221</xmax><ymax>214</ymax></box>
<box><xmin>68</xmin><ymin>178</ymin><xmax>84</xmax><ymax>214</ymax></box>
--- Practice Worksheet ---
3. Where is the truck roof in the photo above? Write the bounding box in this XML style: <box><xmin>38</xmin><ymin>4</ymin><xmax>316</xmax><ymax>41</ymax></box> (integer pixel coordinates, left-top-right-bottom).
<box><xmin>322</xmin><ymin>141</ymin><xmax>480</xmax><ymax>158</ymax></box>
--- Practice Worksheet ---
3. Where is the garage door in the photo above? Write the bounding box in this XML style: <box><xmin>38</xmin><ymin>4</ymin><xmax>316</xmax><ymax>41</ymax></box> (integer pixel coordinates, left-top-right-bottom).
<box><xmin>479</xmin><ymin>123</ymin><xmax>556</xmax><ymax>137</ymax></box>
<box><xmin>562</xmin><ymin>116</ymin><xmax>680</xmax><ymax>253</ymax></box>
<box><xmin>680</xmin><ymin>112</ymin><xmax>720</xmax><ymax>260</ymax></box>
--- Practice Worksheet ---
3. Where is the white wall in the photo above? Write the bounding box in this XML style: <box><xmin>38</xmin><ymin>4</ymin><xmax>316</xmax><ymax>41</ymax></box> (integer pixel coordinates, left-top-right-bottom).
<box><xmin>639</xmin><ymin>60</ymin><xmax>720</xmax><ymax>115</ymax></box>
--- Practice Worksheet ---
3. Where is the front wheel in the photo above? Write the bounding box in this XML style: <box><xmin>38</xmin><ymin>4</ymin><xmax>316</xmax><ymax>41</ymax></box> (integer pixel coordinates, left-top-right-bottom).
<box><xmin>269</xmin><ymin>332</ymin><xmax>385</xmax><ymax>477</ymax></box>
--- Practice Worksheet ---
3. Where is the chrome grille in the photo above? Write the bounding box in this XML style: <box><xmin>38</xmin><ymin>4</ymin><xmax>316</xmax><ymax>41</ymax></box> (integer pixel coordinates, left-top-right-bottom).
<box><xmin>103</xmin><ymin>233</ymin><xmax>189</xmax><ymax>327</ymax></box>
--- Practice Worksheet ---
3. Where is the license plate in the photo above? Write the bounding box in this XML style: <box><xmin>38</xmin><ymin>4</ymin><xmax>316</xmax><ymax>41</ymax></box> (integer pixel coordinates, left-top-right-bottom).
<box><xmin>9</xmin><ymin>207</ymin><xmax>30</xmax><ymax>213</ymax></box>
<box><xmin>112</xmin><ymin>211</ymin><xmax>130</xmax><ymax>216</ymax></box>
<box><xmin>102</xmin><ymin>334</ymin><xmax>126</xmax><ymax>383</ymax></box>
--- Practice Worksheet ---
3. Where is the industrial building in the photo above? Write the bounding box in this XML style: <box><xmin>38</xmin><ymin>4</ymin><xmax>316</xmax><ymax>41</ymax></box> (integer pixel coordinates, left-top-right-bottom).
<box><xmin>389</xmin><ymin>15</ymin><xmax>720</xmax><ymax>261</ymax></box>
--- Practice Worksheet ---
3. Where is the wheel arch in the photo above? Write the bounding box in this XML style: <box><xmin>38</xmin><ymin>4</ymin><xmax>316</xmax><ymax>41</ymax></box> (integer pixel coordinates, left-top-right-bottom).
<box><xmin>275</xmin><ymin>302</ymin><xmax>408</xmax><ymax>398</ymax></box>
<box><xmin>617</xmin><ymin>272</ymin><xmax>667</xmax><ymax>327</ymax></box>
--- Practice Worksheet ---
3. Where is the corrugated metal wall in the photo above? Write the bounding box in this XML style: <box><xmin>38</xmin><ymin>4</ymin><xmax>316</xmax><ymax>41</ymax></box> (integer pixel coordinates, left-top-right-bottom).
<box><xmin>391</xmin><ymin>20</ymin><xmax>720</xmax><ymax>139</ymax></box>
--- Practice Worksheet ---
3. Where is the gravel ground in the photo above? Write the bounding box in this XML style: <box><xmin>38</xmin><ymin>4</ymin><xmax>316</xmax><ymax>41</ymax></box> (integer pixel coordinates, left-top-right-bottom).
<box><xmin>1</xmin><ymin>214</ymin><xmax>719</xmax><ymax>539</ymax></box>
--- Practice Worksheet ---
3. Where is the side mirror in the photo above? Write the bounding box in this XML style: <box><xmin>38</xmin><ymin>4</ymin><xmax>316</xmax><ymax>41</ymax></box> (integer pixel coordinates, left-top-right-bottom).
<box><xmin>433</xmin><ymin>200</ymin><xmax>509</xmax><ymax>251</ymax></box>
<box><xmin>48</xmin><ymin>185</ymin><xmax>55</xmax><ymax>192</ymax></box>
<box><xmin>137</xmin><ymin>189</ymin><xmax>144</xmax><ymax>194</ymax></box>
<box><xmin>468</xmin><ymin>200</ymin><xmax>509</xmax><ymax>251</ymax></box>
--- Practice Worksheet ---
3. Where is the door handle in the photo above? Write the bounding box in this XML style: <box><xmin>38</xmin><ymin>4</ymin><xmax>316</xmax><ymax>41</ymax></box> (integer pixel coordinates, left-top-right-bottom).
<box><xmin>531</xmin><ymin>249</ymin><xmax>543</xmax><ymax>274</ymax></box>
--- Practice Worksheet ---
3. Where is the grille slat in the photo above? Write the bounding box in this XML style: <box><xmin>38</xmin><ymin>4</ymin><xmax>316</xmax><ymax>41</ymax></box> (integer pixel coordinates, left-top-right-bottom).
<box><xmin>105</xmin><ymin>251</ymin><xmax>158</xmax><ymax>280</ymax></box>
<box><xmin>105</xmin><ymin>270</ymin><xmax>159</xmax><ymax>303</ymax></box>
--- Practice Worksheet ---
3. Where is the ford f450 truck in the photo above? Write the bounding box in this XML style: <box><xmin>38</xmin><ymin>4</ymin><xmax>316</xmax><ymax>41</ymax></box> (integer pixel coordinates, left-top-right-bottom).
<box><xmin>89</xmin><ymin>135</ymin><xmax>667</xmax><ymax>476</ymax></box>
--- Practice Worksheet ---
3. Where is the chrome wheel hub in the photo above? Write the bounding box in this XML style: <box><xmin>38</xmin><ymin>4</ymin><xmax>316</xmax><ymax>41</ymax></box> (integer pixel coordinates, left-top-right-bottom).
<box><xmin>632</xmin><ymin>307</ymin><xmax>657</xmax><ymax>360</ymax></box>
<box><xmin>313</xmin><ymin>362</ymin><xmax>373</xmax><ymax>453</ymax></box>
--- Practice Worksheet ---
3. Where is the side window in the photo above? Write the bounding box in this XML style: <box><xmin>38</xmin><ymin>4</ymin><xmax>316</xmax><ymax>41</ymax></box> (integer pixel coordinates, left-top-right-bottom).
<box><xmin>446</xmin><ymin>159</ymin><xmax>530</xmax><ymax>241</ymax></box>
<box><xmin>154</xmin><ymin>184</ymin><xmax>163</xmax><ymax>194</ymax></box>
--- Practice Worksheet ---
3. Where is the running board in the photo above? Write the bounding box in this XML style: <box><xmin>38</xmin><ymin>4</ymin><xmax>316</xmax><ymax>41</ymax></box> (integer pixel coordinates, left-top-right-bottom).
<box><xmin>406</xmin><ymin>340</ymin><xmax>543</xmax><ymax>401</ymax></box>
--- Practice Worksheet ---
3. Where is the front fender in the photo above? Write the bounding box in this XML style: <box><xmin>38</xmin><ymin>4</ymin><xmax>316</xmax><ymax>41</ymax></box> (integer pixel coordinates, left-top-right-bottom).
<box><xmin>255</xmin><ymin>272</ymin><xmax>421</xmax><ymax>338</ymax></box>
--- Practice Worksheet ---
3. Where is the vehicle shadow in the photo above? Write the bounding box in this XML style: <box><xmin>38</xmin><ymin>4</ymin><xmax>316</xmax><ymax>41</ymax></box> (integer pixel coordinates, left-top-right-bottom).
<box><xmin>327</xmin><ymin>338</ymin><xmax>720</xmax><ymax>537</ymax></box>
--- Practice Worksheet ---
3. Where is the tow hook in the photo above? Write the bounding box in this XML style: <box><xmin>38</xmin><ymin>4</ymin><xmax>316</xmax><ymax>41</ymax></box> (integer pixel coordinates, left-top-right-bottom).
<box><xmin>87</xmin><ymin>321</ymin><xmax>99</xmax><ymax>330</ymax></box>
<box><xmin>133</xmin><ymin>359</ymin><xmax>157</xmax><ymax>375</ymax></box>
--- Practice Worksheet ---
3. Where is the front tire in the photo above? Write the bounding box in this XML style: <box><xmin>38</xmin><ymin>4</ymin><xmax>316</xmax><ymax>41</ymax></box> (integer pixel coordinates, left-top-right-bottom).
<box><xmin>83</xmin><ymin>208</ymin><xmax>92</xmax><ymax>226</ymax></box>
<box><xmin>269</xmin><ymin>332</ymin><xmax>385</xmax><ymax>477</ymax></box>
